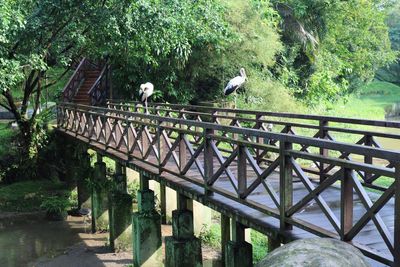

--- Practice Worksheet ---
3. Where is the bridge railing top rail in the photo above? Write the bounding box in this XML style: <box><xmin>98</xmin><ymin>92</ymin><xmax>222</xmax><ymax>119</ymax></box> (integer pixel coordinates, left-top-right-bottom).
<box><xmin>58</xmin><ymin>102</ymin><xmax>400</xmax><ymax>163</ymax></box>
<box><xmin>107</xmin><ymin>100</ymin><xmax>400</xmax><ymax>129</ymax></box>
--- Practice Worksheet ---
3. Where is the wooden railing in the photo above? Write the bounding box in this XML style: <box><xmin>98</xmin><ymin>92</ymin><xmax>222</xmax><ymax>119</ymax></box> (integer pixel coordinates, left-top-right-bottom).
<box><xmin>107</xmin><ymin>101</ymin><xmax>400</xmax><ymax>192</ymax></box>
<box><xmin>62</xmin><ymin>58</ymin><xmax>107</xmax><ymax>104</ymax></box>
<box><xmin>62</xmin><ymin>58</ymin><xmax>87</xmax><ymax>102</ymax></box>
<box><xmin>57</xmin><ymin>102</ymin><xmax>400</xmax><ymax>265</ymax></box>
<box><xmin>89</xmin><ymin>64</ymin><xmax>109</xmax><ymax>106</ymax></box>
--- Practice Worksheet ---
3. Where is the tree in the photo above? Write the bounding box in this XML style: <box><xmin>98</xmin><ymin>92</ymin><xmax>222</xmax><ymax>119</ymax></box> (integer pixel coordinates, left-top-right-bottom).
<box><xmin>272</xmin><ymin>0</ymin><xmax>396</xmax><ymax>104</ymax></box>
<box><xmin>87</xmin><ymin>0</ymin><xmax>231</xmax><ymax>103</ymax></box>
<box><xmin>0</xmin><ymin>0</ymin><xmax>107</xmax><ymax>156</ymax></box>
<box><xmin>376</xmin><ymin>2</ymin><xmax>400</xmax><ymax>84</ymax></box>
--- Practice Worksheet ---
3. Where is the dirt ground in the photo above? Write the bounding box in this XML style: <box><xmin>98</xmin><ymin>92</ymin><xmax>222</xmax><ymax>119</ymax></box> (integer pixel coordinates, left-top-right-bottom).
<box><xmin>30</xmin><ymin>224</ymin><xmax>221</xmax><ymax>267</ymax></box>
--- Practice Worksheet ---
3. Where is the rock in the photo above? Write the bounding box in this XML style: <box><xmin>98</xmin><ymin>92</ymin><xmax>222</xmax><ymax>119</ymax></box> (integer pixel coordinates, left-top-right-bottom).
<box><xmin>256</xmin><ymin>238</ymin><xmax>370</xmax><ymax>267</ymax></box>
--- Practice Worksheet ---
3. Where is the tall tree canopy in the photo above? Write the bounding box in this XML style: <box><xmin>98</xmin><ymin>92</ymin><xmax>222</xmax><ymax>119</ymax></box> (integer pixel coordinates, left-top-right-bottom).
<box><xmin>273</xmin><ymin>0</ymin><xmax>396</xmax><ymax>104</ymax></box>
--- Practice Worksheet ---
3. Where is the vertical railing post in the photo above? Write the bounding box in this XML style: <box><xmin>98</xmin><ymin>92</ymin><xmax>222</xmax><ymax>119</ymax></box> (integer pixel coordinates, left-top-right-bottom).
<box><xmin>179</xmin><ymin>132</ymin><xmax>187</xmax><ymax>174</ymax></box>
<box><xmin>393</xmin><ymin>163</ymin><xmax>400</xmax><ymax>266</ymax></box>
<box><xmin>319</xmin><ymin>120</ymin><xmax>329</xmax><ymax>182</ymax></box>
<box><xmin>279</xmin><ymin>140</ymin><xmax>293</xmax><ymax>231</ymax></box>
<box><xmin>341</xmin><ymin>168</ymin><xmax>353</xmax><ymax>240</ymax></box>
<box><xmin>238</xmin><ymin>144</ymin><xmax>247</xmax><ymax>198</ymax></box>
<box><xmin>141</xmin><ymin>124</ymin><xmax>148</xmax><ymax>158</ymax></box>
<box><xmin>204</xmin><ymin>128</ymin><xmax>214</xmax><ymax>196</ymax></box>
<box><xmin>364</xmin><ymin>135</ymin><xmax>373</xmax><ymax>182</ymax></box>
<box><xmin>255</xmin><ymin>114</ymin><xmax>264</xmax><ymax>164</ymax></box>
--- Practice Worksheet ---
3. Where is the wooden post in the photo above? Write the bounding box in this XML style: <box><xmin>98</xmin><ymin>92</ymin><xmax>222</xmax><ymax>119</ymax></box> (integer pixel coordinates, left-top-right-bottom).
<box><xmin>255</xmin><ymin>114</ymin><xmax>264</xmax><ymax>164</ymax></box>
<box><xmin>139</xmin><ymin>171</ymin><xmax>149</xmax><ymax>191</ymax></box>
<box><xmin>238</xmin><ymin>144</ymin><xmax>247</xmax><ymax>198</ymax></box>
<box><xmin>204</xmin><ymin>128</ymin><xmax>214</xmax><ymax>196</ymax></box>
<box><xmin>221</xmin><ymin>214</ymin><xmax>230</xmax><ymax>265</ymax></box>
<box><xmin>160</xmin><ymin>183</ymin><xmax>167</xmax><ymax>224</ymax></box>
<box><xmin>319</xmin><ymin>120</ymin><xmax>329</xmax><ymax>182</ymax></box>
<box><xmin>279</xmin><ymin>140</ymin><xmax>293</xmax><ymax>231</ymax></box>
<box><xmin>179</xmin><ymin>133</ymin><xmax>187</xmax><ymax>174</ymax></box>
<box><xmin>141</xmin><ymin>125</ymin><xmax>148</xmax><ymax>158</ymax></box>
<box><xmin>341</xmin><ymin>168</ymin><xmax>353</xmax><ymax>240</ymax></box>
<box><xmin>231</xmin><ymin>220</ymin><xmax>245</xmax><ymax>243</ymax></box>
<box><xmin>393</xmin><ymin>163</ymin><xmax>400</xmax><ymax>266</ymax></box>
<box><xmin>364</xmin><ymin>135</ymin><xmax>373</xmax><ymax>182</ymax></box>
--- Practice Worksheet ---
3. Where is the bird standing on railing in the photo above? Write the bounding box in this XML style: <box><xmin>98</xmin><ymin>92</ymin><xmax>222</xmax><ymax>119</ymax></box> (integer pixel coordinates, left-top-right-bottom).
<box><xmin>139</xmin><ymin>82</ymin><xmax>154</xmax><ymax>114</ymax></box>
<box><xmin>224</xmin><ymin>68</ymin><xmax>247</xmax><ymax>109</ymax></box>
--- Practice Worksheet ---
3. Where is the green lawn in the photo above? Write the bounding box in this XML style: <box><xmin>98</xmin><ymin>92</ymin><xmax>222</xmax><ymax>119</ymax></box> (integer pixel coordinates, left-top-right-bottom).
<box><xmin>324</xmin><ymin>81</ymin><xmax>400</xmax><ymax>120</ymax></box>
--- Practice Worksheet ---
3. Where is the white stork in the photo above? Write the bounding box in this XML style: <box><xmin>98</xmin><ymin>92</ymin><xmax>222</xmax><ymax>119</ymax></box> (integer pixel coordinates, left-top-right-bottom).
<box><xmin>139</xmin><ymin>82</ymin><xmax>154</xmax><ymax>114</ymax></box>
<box><xmin>224</xmin><ymin>68</ymin><xmax>247</xmax><ymax>109</ymax></box>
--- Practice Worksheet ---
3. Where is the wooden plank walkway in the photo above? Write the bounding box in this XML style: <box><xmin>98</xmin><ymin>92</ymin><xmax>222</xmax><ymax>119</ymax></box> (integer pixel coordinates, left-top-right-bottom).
<box><xmin>57</xmin><ymin>103</ymin><xmax>400</xmax><ymax>266</ymax></box>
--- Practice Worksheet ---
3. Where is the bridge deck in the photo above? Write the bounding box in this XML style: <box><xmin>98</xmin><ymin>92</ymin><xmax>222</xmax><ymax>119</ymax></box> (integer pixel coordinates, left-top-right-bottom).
<box><xmin>57</xmin><ymin>103</ymin><xmax>400</xmax><ymax>266</ymax></box>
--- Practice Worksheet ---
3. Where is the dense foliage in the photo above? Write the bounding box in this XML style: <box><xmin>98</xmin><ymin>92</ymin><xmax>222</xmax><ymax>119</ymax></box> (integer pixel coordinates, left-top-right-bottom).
<box><xmin>272</xmin><ymin>0</ymin><xmax>397</xmax><ymax>105</ymax></box>
<box><xmin>376</xmin><ymin>2</ymin><xmax>400</xmax><ymax>84</ymax></box>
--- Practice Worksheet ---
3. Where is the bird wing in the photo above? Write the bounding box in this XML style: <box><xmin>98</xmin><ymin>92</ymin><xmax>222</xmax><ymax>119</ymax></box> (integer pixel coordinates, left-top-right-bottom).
<box><xmin>139</xmin><ymin>87</ymin><xmax>144</xmax><ymax>102</ymax></box>
<box><xmin>224</xmin><ymin>76</ymin><xmax>245</xmax><ymax>95</ymax></box>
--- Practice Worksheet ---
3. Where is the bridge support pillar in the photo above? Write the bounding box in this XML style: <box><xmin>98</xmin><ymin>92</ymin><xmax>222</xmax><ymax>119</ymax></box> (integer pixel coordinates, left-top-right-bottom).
<box><xmin>165</xmin><ymin>193</ymin><xmax>202</xmax><ymax>267</ymax></box>
<box><xmin>91</xmin><ymin>154</ymin><xmax>109</xmax><ymax>233</ymax></box>
<box><xmin>76</xmin><ymin>151</ymin><xmax>91</xmax><ymax>209</ymax></box>
<box><xmin>132</xmin><ymin>172</ymin><xmax>162</xmax><ymax>267</ymax></box>
<box><xmin>225</xmin><ymin>220</ymin><xmax>252</xmax><ymax>267</ymax></box>
<box><xmin>109</xmin><ymin>162</ymin><xmax>132</xmax><ymax>251</ymax></box>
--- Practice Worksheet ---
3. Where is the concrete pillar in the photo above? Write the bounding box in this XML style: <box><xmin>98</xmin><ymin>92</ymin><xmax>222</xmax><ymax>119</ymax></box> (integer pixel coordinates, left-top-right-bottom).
<box><xmin>77</xmin><ymin>151</ymin><xmax>91</xmax><ymax>209</ymax></box>
<box><xmin>225</xmin><ymin>220</ymin><xmax>252</xmax><ymax>267</ymax></box>
<box><xmin>109</xmin><ymin>162</ymin><xmax>132</xmax><ymax>251</ymax></box>
<box><xmin>132</xmin><ymin>172</ymin><xmax>162</xmax><ymax>267</ymax></box>
<box><xmin>165</xmin><ymin>193</ymin><xmax>202</xmax><ymax>267</ymax></box>
<box><xmin>91</xmin><ymin>154</ymin><xmax>109</xmax><ymax>232</ymax></box>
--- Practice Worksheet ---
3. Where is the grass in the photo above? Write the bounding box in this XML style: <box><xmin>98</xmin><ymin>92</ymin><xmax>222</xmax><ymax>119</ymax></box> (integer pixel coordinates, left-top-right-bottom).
<box><xmin>0</xmin><ymin>180</ymin><xmax>70</xmax><ymax>212</ymax></box>
<box><xmin>324</xmin><ymin>81</ymin><xmax>400</xmax><ymax>120</ymax></box>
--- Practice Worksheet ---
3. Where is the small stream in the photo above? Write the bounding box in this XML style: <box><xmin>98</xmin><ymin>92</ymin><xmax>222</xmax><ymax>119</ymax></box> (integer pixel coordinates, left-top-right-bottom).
<box><xmin>0</xmin><ymin>215</ymin><xmax>90</xmax><ymax>267</ymax></box>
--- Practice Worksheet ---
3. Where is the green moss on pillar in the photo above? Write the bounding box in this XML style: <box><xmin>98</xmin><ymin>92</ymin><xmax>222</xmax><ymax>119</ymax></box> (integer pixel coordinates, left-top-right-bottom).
<box><xmin>77</xmin><ymin>153</ymin><xmax>92</xmax><ymax>209</ymax></box>
<box><xmin>165</xmin><ymin>236</ymin><xmax>202</xmax><ymax>267</ymax></box>
<box><xmin>165</xmin><ymin>209</ymin><xmax>202</xmax><ymax>267</ymax></box>
<box><xmin>225</xmin><ymin>240</ymin><xmax>253</xmax><ymax>267</ymax></box>
<box><xmin>132</xmin><ymin>189</ymin><xmax>162</xmax><ymax>267</ymax></box>
<box><xmin>91</xmin><ymin>161</ymin><xmax>109</xmax><ymax>232</ymax></box>
<box><xmin>109</xmin><ymin>192</ymin><xmax>133</xmax><ymax>252</ymax></box>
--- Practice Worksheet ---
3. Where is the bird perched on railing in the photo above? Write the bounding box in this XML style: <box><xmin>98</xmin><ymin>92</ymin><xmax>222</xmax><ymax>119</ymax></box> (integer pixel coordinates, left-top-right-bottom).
<box><xmin>139</xmin><ymin>82</ymin><xmax>154</xmax><ymax>114</ymax></box>
<box><xmin>224</xmin><ymin>68</ymin><xmax>247</xmax><ymax>109</ymax></box>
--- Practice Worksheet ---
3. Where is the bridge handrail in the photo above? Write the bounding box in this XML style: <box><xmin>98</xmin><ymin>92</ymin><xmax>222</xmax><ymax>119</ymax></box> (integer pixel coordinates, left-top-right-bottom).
<box><xmin>56</xmin><ymin>102</ymin><xmax>400</xmax><ymax>265</ymax></box>
<box><xmin>107</xmin><ymin>100</ymin><xmax>400</xmax><ymax>128</ymax></box>
<box><xmin>106</xmin><ymin>101</ymin><xmax>400</xmax><ymax>145</ymax></box>
<box><xmin>58</xmin><ymin>102</ymin><xmax>400</xmax><ymax>163</ymax></box>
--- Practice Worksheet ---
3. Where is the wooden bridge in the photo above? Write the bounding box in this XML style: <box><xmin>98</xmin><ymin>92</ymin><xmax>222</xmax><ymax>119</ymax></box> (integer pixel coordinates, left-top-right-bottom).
<box><xmin>56</xmin><ymin>99</ymin><xmax>400</xmax><ymax>266</ymax></box>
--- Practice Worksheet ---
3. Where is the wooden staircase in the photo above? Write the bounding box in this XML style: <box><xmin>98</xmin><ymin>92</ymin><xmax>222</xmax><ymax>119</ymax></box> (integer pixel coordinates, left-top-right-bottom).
<box><xmin>73</xmin><ymin>70</ymin><xmax>101</xmax><ymax>105</ymax></box>
<box><xmin>62</xmin><ymin>58</ymin><xmax>109</xmax><ymax>106</ymax></box>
